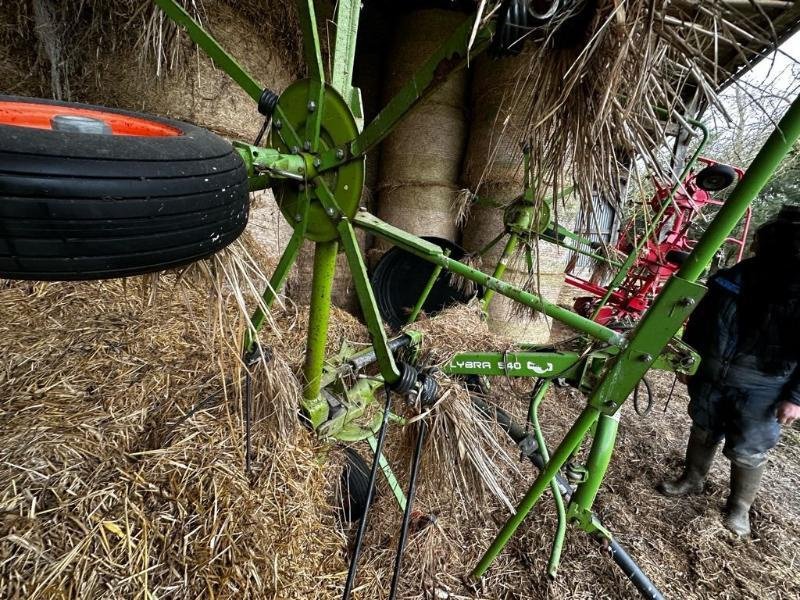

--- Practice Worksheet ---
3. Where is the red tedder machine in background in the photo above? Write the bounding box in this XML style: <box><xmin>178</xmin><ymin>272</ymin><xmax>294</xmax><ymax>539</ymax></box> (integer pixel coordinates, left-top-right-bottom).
<box><xmin>568</xmin><ymin>158</ymin><xmax>751</xmax><ymax>327</ymax></box>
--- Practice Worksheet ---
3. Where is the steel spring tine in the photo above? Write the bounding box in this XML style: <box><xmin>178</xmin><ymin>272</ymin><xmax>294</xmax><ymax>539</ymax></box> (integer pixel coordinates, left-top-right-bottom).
<box><xmin>388</xmin><ymin>419</ymin><xmax>427</xmax><ymax>600</ymax></box>
<box><xmin>342</xmin><ymin>385</ymin><xmax>394</xmax><ymax>599</ymax></box>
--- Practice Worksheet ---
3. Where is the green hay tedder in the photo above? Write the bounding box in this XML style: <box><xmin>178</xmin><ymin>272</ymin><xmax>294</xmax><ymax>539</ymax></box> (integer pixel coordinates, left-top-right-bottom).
<box><xmin>1</xmin><ymin>1</ymin><xmax>799</xmax><ymax>598</ymax></box>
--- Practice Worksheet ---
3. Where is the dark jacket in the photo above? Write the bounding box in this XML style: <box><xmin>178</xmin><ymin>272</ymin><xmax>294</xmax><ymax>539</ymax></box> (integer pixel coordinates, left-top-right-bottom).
<box><xmin>683</xmin><ymin>258</ymin><xmax>800</xmax><ymax>406</ymax></box>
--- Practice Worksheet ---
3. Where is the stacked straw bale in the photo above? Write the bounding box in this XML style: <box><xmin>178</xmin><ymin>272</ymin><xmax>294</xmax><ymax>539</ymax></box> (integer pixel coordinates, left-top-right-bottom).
<box><xmin>375</xmin><ymin>9</ymin><xmax>469</xmax><ymax>251</ymax></box>
<box><xmin>462</xmin><ymin>53</ymin><xmax>566</xmax><ymax>344</ymax></box>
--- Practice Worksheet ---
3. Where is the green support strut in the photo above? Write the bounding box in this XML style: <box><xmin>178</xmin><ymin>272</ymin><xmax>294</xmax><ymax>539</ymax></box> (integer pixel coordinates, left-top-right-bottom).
<box><xmin>570</xmin><ymin>413</ymin><xmax>620</xmax><ymax>513</ymax></box>
<box><xmin>472</xmin><ymin>406</ymin><xmax>600</xmax><ymax>579</ymax></box>
<box><xmin>301</xmin><ymin>241</ymin><xmax>339</xmax><ymax>425</ymax></box>
<box><xmin>527</xmin><ymin>380</ymin><xmax>567</xmax><ymax>578</ymax></box>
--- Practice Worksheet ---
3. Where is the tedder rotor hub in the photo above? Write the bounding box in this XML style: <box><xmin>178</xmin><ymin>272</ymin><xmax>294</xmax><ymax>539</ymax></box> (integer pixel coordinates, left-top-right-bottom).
<box><xmin>504</xmin><ymin>197</ymin><xmax>551</xmax><ymax>236</ymax></box>
<box><xmin>272</xmin><ymin>80</ymin><xmax>364</xmax><ymax>242</ymax></box>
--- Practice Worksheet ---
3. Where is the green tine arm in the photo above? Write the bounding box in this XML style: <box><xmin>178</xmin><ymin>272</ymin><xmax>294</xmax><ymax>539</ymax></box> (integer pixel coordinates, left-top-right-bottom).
<box><xmin>296</xmin><ymin>0</ymin><xmax>325</xmax><ymax>83</ymax></box>
<box><xmin>154</xmin><ymin>0</ymin><xmax>303</xmax><ymax>149</ymax></box>
<box><xmin>338</xmin><ymin>218</ymin><xmax>401</xmax><ymax>384</ymax></box>
<box><xmin>295</xmin><ymin>1</ymin><xmax>325</xmax><ymax>150</ymax></box>
<box><xmin>473</xmin><ymin>407</ymin><xmax>601</xmax><ymax>578</ymax></box>
<box><xmin>354</xmin><ymin>211</ymin><xmax>622</xmax><ymax>346</ymax></box>
<box><xmin>331</xmin><ymin>0</ymin><xmax>361</xmax><ymax>104</ymax></box>
<box><xmin>350</xmin><ymin>18</ymin><xmax>492</xmax><ymax>157</ymax></box>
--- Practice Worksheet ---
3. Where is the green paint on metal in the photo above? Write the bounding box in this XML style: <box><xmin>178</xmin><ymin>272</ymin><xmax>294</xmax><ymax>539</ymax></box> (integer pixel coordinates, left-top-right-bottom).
<box><xmin>443</xmin><ymin>351</ymin><xmax>582</xmax><ymax>379</ymax></box>
<box><xmin>296</xmin><ymin>0</ymin><xmax>325</xmax><ymax>85</ymax></box>
<box><xmin>304</xmin><ymin>80</ymin><xmax>326</xmax><ymax>152</ymax></box>
<box><xmin>587</xmin><ymin>276</ymin><xmax>706</xmax><ymax>414</ymax></box>
<box><xmin>679</xmin><ymin>95</ymin><xmax>800</xmax><ymax>282</ymax></box>
<box><xmin>301</xmin><ymin>241</ymin><xmax>339</xmax><ymax>427</ymax></box>
<box><xmin>407</xmin><ymin>249</ymin><xmax>450</xmax><ymax>324</ymax></box>
<box><xmin>338</xmin><ymin>218</ymin><xmax>401</xmax><ymax>384</ymax></box>
<box><xmin>314</xmin><ymin>17</ymin><xmax>494</xmax><ymax>174</ymax></box>
<box><xmin>570</xmin><ymin>413</ymin><xmax>619</xmax><ymax>513</ymax></box>
<box><xmin>234</xmin><ymin>142</ymin><xmax>308</xmax><ymax>182</ymax></box>
<box><xmin>481</xmin><ymin>226</ymin><xmax>521</xmax><ymax>311</ymax></box>
<box><xmin>351</xmin><ymin>18</ymin><xmax>492</xmax><ymax>157</ymax></box>
<box><xmin>354</xmin><ymin>212</ymin><xmax>622</xmax><ymax>346</ymax></box>
<box><xmin>367</xmin><ymin>435</ymin><xmax>408</xmax><ymax>511</ymax></box>
<box><xmin>330</xmin><ymin>0</ymin><xmax>362</xmax><ymax>112</ymax></box>
<box><xmin>473</xmin><ymin>407</ymin><xmax>600</xmax><ymax>579</ymax></box>
<box><xmin>540</xmin><ymin>224</ymin><xmax>624</xmax><ymax>268</ymax></box>
<box><xmin>527</xmin><ymin>381</ymin><xmax>566</xmax><ymax>579</ymax></box>
<box><xmin>271</xmin><ymin>80</ymin><xmax>364</xmax><ymax>242</ymax></box>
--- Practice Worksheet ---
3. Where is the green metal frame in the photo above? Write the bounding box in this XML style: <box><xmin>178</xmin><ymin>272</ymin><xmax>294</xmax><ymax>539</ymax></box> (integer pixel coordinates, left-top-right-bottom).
<box><xmin>154</xmin><ymin>0</ymin><xmax>800</xmax><ymax>590</ymax></box>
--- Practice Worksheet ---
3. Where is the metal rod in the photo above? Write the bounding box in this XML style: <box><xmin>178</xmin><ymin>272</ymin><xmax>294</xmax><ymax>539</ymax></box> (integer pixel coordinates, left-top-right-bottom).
<box><xmin>482</xmin><ymin>230</ymin><xmax>521</xmax><ymax>311</ymax></box>
<box><xmin>527</xmin><ymin>381</ymin><xmax>566</xmax><ymax>578</ymax></box>
<box><xmin>303</xmin><ymin>241</ymin><xmax>339</xmax><ymax>406</ymax></box>
<box><xmin>570</xmin><ymin>414</ymin><xmax>620</xmax><ymax>511</ymax></box>
<box><xmin>338</xmin><ymin>219</ymin><xmax>401</xmax><ymax>384</ymax></box>
<box><xmin>367</xmin><ymin>434</ymin><xmax>408</xmax><ymax>511</ymax></box>
<box><xmin>678</xmin><ymin>94</ymin><xmax>800</xmax><ymax>281</ymax></box>
<box><xmin>472</xmin><ymin>406</ymin><xmax>600</xmax><ymax>578</ymax></box>
<box><xmin>388</xmin><ymin>420</ymin><xmax>427</xmax><ymax>600</ymax></box>
<box><xmin>331</xmin><ymin>0</ymin><xmax>361</xmax><ymax>100</ymax></box>
<box><xmin>245</xmin><ymin>226</ymin><xmax>304</xmax><ymax>353</ymax></box>
<box><xmin>407</xmin><ymin>250</ymin><xmax>450</xmax><ymax>324</ymax></box>
<box><xmin>354</xmin><ymin>213</ymin><xmax>622</xmax><ymax>346</ymax></box>
<box><xmin>607</xmin><ymin>538</ymin><xmax>665</xmax><ymax>600</ymax></box>
<box><xmin>244</xmin><ymin>368</ymin><xmax>253</xmax><ymax>474</ymax></box>
<box><xmin>349</xmin><ymin>19</ymin><xmax>493</xmax><ymax>158</ymax></box>
<box><xmin>154</xmin><ymin>0</ymin><xmax>262</xmax><ymax>101</ymax></box>
<box><xmin>342</xmin><ymin>388</ymin><xmax>394</xmax><ymax>599</ymax></box>
<box><xmin>472</xmin><ymin>397</ymin><xmax>663</xmax><ymax>599</ymax></box>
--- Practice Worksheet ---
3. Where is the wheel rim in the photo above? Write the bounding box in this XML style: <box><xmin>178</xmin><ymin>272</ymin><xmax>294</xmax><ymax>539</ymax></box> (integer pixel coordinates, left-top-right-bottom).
<box><xmin>0</xmin><ymin>100</ymin><xmax>182</xmax><ymax>137</ymax></box>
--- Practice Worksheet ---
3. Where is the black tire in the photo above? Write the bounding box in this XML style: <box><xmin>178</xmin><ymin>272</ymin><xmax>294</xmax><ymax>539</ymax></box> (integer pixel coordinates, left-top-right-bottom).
<box><xmin>665</xmin><ymin>249</ymin><xmax>690</xmax><ymax>265</ymax></box>
<box><xmin>695</xmin><ymin>163</ymin><xmax>737</xmax><ymax>192</ymax></box>
<box><xmin>371</xmin><ymin>238</ymin><xmax>474</xmax><ymax>329</ymax></box>
<box><xmin>339</xmin><ymin>448</ymin><xmax>371</xmax><ymax>523</ymax></box>
<box><xmin>0</xmin><ymin>95</ymin><xmax>249</xmax><ymax>281</ymax></box>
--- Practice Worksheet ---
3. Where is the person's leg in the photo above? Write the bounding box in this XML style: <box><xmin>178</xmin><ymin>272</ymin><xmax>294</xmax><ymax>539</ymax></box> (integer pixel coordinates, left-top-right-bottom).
<box><xmin>658</xmin><ymin>425</ymin><xmax>722</xmax><ymax>496</ymax></box>
<box><xmin>721</xmin><ymin>387</ymin><xmax>781</xmax><ymax>536</ymax></box>
<box><xmin>658</xmin><ymin>380</ymin><xmax>724</xmax><ymax>497</ymax></box>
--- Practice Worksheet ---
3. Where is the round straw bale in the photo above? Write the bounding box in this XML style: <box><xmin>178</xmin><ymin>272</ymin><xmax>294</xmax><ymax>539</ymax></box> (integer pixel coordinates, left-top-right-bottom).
<box><xmin>462</xmin><ymin>50</ymin><xmax>568</xmax><ymax>343</ymax></box>
<box><xmin>381</xmin><ymin>9</ymin><xmax>469</xmax><ymax>108</ymax></box>
<box><xmin>377</xmin><ymin>184</ymin><xmax>460</xmax><ymax>245</ymax></box>
<box><xmin>462</xmin><ymin>53</ymin><xmax>531</xmax><ymax>191</ymax></box>
<box><xmin>374</xmin><ymin>8</ymin><xmax>469</xmax><ymax>262</ymax></box>
<box><xmin>378</xmin><ymin>103</ymin><xmax>467</xmax><ymax>187</ymax></box>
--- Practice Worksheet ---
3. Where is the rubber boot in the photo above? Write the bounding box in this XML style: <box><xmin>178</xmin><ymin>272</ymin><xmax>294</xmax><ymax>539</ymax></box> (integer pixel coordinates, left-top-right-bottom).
<box><xmin>724</xmin><ymin>462</ymin><xmax>766</xmax><ymax>537</ymax></box>
<box><xmin>657</xmin><ymin>427</ymin><xmax>718</xmax><ymax>497</ymax></box>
